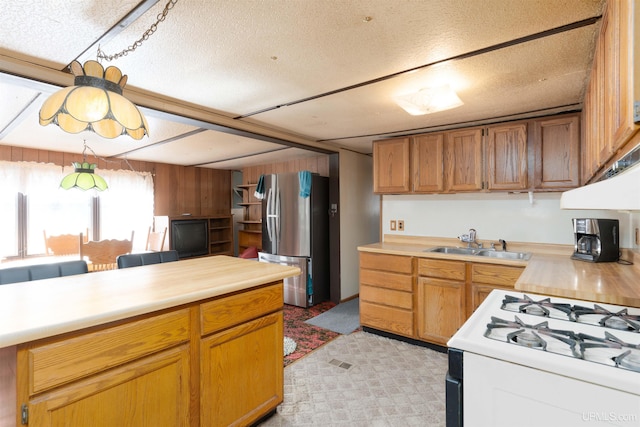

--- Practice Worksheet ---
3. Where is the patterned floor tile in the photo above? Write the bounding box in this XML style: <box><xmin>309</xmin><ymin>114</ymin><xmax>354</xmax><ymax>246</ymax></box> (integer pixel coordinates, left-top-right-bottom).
<box><xmin>259</xmin><ymin>331</ymin><xmax>448</xmax><ymax>426</ymax></box>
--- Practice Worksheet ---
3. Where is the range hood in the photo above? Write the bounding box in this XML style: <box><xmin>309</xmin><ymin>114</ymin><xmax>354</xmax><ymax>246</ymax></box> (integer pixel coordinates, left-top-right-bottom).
<box><xmin>560</xmin><ymin>144</ymin><xmax>640</xmax><ymax>210</ymax></box>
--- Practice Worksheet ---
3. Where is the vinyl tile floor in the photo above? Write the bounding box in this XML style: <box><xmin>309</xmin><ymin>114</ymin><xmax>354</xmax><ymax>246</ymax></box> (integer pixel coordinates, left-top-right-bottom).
<box><xmin>258</xmin><ymin>331</ymin><xmax>448</xmax><ymax>426</ymax></box>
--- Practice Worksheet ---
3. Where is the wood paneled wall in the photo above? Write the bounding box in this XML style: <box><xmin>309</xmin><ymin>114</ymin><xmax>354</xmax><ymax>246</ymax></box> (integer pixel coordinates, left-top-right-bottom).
<box><xmin>0</xmin><ymin>145</ymin><xmax>231</xmax><ymax>217</ymax></box>
<box><xmin>242</xmin><ymin>155</ymin><xmax>330</xmax><ymax>185</ymax></box>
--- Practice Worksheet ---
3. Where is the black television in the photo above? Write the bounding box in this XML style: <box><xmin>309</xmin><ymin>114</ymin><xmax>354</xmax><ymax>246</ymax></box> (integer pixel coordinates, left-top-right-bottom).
<box><xmin>171</xmin><ymin>219</ymin><xmax>209</xmax><ymax>258</ymax></box>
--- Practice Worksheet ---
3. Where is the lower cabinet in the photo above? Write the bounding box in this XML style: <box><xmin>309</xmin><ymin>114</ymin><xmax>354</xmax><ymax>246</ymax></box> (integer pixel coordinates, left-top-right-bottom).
<box><xmin>201</xmin><ymin>312</ymin><xmax>283</xmax><ymax>427</ymax></box>
<box><xmin>416</xmin><ymin>259</ymin><xmax>466</xmax><ymax>346</ymax></box>
<box><xmin>359</xmin><ymin>252</ymin><xmax>414</xmax><ymax>337</ymax></box>
<box><xmin>28</xmin><ymin>345</ymin><xmax>191</xmax><ymax>427</ymax></box>
<box><xmin>14</xmin><ymin>284</ymin><xmax>284</xmax><ymax>427</ymax></box>
<box><xmin>359</xmin><ymin>252</ymin><xmax>525</xmax><ymax>347</ymax></box>
<box><xmin>469</xmin><ymin>263</ymin><xmax>525</xmax><ymax>317</ymax></box>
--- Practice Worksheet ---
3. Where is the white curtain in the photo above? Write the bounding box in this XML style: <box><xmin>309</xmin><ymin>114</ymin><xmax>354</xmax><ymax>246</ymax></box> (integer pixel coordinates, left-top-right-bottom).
<box><xmin>98</xmin><ymin>168</ymin><xmax>154</xmax><ymax>251</ymax></box>
<box><xmin>0</xmin><ymin>161</ymin><xmax>154</xmax><ymax>256</ymax></box>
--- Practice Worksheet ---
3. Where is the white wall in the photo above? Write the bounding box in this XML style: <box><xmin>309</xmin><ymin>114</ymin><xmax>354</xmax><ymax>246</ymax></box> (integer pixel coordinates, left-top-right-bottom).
<box><xmin>340</xmin><ymin>149</ymin><xmax>380</xmax><ymax>299</ymax></box>
<box><xmin>382</xmin><ymin>192</ymin><xmax>635</xmax><ymax>248</ymax></box>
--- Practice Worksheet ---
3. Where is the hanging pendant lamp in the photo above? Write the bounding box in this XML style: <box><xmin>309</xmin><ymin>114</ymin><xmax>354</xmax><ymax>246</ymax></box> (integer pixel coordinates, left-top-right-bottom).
<box><xmin>60</xmin><ymin>141</ymin><xmax>108</xmax><ymax>191</ymax></box>
<box><xmin>39</xmin><ymin>60</ymin><xmax>149</xmax><ymax>140</ymax></box>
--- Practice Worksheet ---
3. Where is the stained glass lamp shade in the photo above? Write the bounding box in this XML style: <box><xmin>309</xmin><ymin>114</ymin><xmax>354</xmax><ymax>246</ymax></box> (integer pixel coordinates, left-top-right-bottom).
<box><xmin>60</xmin><ymin>162</ymin><xmax>108</xmax><ymax>191</ymax></box>
<box><xmin>39</xmin><ymin>60</ymin><xmax>149</xmax><ymax>140</ymax></box>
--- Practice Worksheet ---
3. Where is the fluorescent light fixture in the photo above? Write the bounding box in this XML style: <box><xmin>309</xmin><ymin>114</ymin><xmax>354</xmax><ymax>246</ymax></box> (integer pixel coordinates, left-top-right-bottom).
<box><xmin>395</xmin><ymin>84</ymin><xmax>464</xmax><ymax>115</ymax></box>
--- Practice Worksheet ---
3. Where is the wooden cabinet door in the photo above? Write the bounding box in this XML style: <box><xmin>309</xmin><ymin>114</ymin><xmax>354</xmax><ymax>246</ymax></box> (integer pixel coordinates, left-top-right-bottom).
<box><xmin>373</xmin><ymin>137</ymin><xmax>411</xmax><ymax>194</ymax></box>
<box><xmin>412</xmin><ymin>133</ymin><xmax>445</xmax><ymax>192</ymax></box>
<box><xmin>601</xmin><ymin>0</ymin><xmax>638</xmax><ymax>163</ymax></box>
<box><xmin>486</xmin><ymin>124</ymin><xmax>528</xmax><ymax>190</ymax></box>
<box><xmin>28</xmin><ymin>345</ymin><xmax>191</xmax><ymax>427</ymax></box>
<box><xmin>416</xmin><ymin>277</ymin><xmax>465</xmax><ymax>346</ymax></box>
<box><xmin>469</xmin><ymin>263</ymin><xmax>523</xmax><ymax>317</ymax></box>
<box><xmin>200</xmin><ymin>312</ymin><xmax>283</xmax><ymax>427</ymax></box>
<box><xmin>445</xmin><ymin>128</ymin><xmax>483</xmax><ymax>192</ymax></box>
<box><xmin>532</xmin><ymin>114</ymin><xmax>580</xmax><ymax>190</ymax></box>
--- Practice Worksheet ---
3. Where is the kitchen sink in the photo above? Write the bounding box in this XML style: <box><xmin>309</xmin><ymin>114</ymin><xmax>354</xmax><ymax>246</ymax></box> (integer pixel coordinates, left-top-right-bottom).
<box><xmin>475</xmin><ymin>250</ymin><xmax>532</xmax><ymax>260</ymax></box>
<box><xmin>424</xmin><ymin>246</ymin><xmax>531</xmax><ymax>260</ymax></box>
<box><xmin>424</xmin><ymin>246</ymin><xmax>482</xmax><ymax>255</ymax></box>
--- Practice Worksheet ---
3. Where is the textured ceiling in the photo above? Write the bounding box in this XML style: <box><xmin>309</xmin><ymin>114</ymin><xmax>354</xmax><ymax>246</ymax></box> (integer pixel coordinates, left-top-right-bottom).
<box><xmin>0</xmin><ymin>0</ymin><xmax>605</xmax><ymax>169</ymax></box>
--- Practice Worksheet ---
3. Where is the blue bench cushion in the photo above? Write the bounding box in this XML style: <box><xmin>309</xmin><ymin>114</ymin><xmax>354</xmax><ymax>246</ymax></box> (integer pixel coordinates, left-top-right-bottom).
<box><xmin>117</xmin><ymin>251</ymin><xmax>179</xmax><ymax>269</ymax></box>
<box><xmin>0</xmin><ymin>267</ymin><xmax>30</xmax><ymax>285</ymax></box>
<box><xmin>0</xmin><ymin>260</ymin><xmax>89</xmax><ymax>285</ymax></box>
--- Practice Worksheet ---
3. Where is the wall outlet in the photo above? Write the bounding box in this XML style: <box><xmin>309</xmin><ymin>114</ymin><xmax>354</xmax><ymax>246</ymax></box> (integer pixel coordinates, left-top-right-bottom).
<box><xmin>397</xmin><ymin>220</ymin><xmax>404</xmax><ymax>231</ymax></box>
<box><xmin>636</xmin><ymin>228</ymin><xmax>639</xmax><ymax>245</ymax></box>
<box><xmin>390</xmin><ymin>220</ymin><xmax>397</xmax><ymax>230</ymax></box>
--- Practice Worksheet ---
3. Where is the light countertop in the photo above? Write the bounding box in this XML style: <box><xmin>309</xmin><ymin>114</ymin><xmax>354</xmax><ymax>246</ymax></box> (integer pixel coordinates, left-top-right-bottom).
<box><xmin>0</xmin><ymin>256</ymin><xmax>300</xmax><ymax>348</ymax></box>
<box><xmin>358</xmin><ymin>236</ymin><xmax>640</xmax><ymax>308</ymax></box>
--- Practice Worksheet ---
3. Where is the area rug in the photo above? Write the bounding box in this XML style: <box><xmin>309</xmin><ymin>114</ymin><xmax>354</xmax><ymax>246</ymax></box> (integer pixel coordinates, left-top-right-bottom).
<box><xmin>283</xmin><ymin>301</ymin><xmax>340</xmax><ymax>367</ymax></box>
<box><xmin>305</xmin><ymin>298</ymin><xmax>360</xmax><ymax>335</ymax></box>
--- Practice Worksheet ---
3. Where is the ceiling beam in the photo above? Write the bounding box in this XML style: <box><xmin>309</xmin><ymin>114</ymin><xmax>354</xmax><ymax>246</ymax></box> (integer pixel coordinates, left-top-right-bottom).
<box><xmin>0</xmin><ymin>53</ymin><xmax>339</xmax><ymax>156</ymax></box>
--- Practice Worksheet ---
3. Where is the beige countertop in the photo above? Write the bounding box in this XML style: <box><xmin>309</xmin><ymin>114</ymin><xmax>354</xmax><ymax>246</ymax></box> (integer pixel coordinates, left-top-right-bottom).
<box><xmin>358</xmin><ymin>236</ymin><xmax>640</xmax><ymax>308</ymax></box>
<box><xmin>0</xmin><ymin>256</ymin><xmax>300</xmax><ymax>348</ymax></box>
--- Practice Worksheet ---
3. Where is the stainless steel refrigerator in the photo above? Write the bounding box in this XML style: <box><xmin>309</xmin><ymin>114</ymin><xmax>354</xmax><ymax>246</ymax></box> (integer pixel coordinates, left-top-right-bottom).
<box><xmin>258</xmin><ymin>172</ymin><xmax>329</xmax><ymax>307</ymax></box>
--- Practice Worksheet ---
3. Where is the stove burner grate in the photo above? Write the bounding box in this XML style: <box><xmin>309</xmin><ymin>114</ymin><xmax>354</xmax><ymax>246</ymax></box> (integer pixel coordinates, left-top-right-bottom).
<box><xmin>485</xmin><ymin>316</ymin><xmax>580</xmax><ymax>357</ymax></box>
<box><xmin>574</xmin><ymin>305</ymin><xmax>640</xmax><ymax>332</ymax></box>
<box><xmin>501</xmin><ymin>295</ymin><xmax>573</xmax><ymax>320</ymax></box>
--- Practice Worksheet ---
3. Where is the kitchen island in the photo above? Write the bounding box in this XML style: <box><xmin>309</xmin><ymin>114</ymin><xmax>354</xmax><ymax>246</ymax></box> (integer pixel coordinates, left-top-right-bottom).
<box><xmin>0</xmin><ymin>256</ymin><xmax>300</xmax><ymax>427</ymax></box>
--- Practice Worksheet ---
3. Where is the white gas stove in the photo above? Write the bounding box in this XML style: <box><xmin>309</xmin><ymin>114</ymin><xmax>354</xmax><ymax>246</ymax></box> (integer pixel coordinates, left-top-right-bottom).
<box><xmin>446</xmin><ymin>289</ymin><xmax>640</xmax><ymax>427</ymax></box>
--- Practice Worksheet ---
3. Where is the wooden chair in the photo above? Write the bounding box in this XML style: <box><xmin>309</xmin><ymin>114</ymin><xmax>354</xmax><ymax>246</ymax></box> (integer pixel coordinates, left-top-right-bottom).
<box><xmin>80</xmin><ymin>231</ymin><xmax>134</xmax><ymax>271</ymax></box>
<box><xmin>43</xmin><ymin>230</ymin><xmax>88</xmax><ymax>256</ymax></box>
<box><xmin>146</xmin><ymin>226</ymin><xmax>167</xmax><ymax>252</ymax></box>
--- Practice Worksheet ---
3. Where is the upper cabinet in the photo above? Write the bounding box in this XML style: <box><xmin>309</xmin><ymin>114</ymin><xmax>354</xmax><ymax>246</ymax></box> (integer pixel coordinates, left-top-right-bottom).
<box><xmin>582</xmin><ymin>0</ymin><xmax>639</xmax><ymax>182</ymax></box>
<box><xmin>485</xmin><ymin>123</ymin><xmax>528</xmax><ymax>191</ymax></box>
<box><xmin>374</xmin><ymin>113</ymin><xmax>579</xmax><ymax>195</ymax></box>
<box><xmin>531</xmin><ymin>115</ymin><xmax>580</xmax><ymax>190</ymax></box>
<box><xmin>412</xmin><ymin>133</ymin><xmax>445</xmax><ymax>193</ymax></box>
<box><xmin>373</xmin><ymin>137</ymin><xmax>411</xmax><ymax>193</ymax></box>
<box><xmin>445</xmin><ymin>127</ymin><xmax>484</xmax><ymax>192</ymax></box>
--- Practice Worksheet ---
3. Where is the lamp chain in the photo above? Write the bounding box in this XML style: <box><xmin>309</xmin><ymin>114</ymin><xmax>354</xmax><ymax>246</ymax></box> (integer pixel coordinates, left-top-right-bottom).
<box><xmin>81</xmin><ymin>140</ymin><xmax>146</xmax><ymax>178</ymax></box>
<box><xmin>97</xmin><ymin>0</ymin><xmax>179</xmax><ymax>62</ymax></box>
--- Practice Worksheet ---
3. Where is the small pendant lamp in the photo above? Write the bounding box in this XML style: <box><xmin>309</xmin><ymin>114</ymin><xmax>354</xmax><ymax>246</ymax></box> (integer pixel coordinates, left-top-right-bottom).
<box><xmin>60</xmin><ymin>141</ymin><xmax>108</xmax><ymax>191</ymax></box>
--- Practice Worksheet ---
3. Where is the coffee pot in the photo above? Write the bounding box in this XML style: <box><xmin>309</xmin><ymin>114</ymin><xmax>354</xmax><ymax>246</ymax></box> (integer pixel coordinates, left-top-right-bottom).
<box><xmin>571</xmin><ymin>218</ymin><xmax>619</xmax><ymax>262</ymax></box>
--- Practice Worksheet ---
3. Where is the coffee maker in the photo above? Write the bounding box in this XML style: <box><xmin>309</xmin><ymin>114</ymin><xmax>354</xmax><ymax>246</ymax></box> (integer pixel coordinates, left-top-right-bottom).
<box><xmin>571</xmin><ymin>218</ymin><xmax>619</xmax><ymax>262</ymax></box>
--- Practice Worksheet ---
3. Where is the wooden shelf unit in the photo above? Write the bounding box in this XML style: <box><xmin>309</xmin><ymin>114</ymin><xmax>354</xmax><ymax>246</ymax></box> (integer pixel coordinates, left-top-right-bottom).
<box><xmin>236</xmin><ymin>183</ymin><xmax>263</xmax><ymax>253</ymax></box>
<box><xmin>154</xmin><ymin>215</ymin><xmax>233</xmax><ymax>257</ymax></box>
<box><xmin>208</xmin><ymin>216</ymin><xmax>233</xmax><ymax>256</ymax></box>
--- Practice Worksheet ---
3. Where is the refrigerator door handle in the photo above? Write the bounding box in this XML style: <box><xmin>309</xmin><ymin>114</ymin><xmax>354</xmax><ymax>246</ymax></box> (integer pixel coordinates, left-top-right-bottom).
<box><xmin>265</xmin><ymin>187</ymin><xmax>274</xmax><ymax>243</ymax></box>
<box><xmin>274</xmin><ymin>184</ymin><xmax>281</xmax><ymax>241</ymax></box>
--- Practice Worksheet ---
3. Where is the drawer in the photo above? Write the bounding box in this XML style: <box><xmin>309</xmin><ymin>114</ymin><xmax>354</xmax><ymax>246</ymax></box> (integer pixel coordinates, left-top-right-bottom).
<box><xmin>471</xmin><ymin>263</ymin><xmax>524</xmax><ymax>287</ymax></box>
<box><xmin>418</xmin><ymin>258</ymin><xmax>466</xmax><ymax>281</ymax></box>
<box><xmin>360</xmin><ymin>252</ymin><xmax>413</xmax><ymax>274</ymax></box>
<box><xmin>360</xmin><ymin>284</ymin><xmax>413</xmax><ymax>310</ymax></box>
<box><xmin>26</xmin><ymin>308</ymin><xmax>190</xmax><ymax>394</ymax></box>
<box><xmin>201</xmin><ymin>283</ymin><xmax>283</xmax><ymax>336</ymax></box>
<box><xmin>360</xmin><ymin>301</ymin><xmax>413</xmax><ymax>337</ymax></box>
<box><xmin>360</xmin><ymin>268</ymin><xmax>413</xmax><ymax>292</ymax></box>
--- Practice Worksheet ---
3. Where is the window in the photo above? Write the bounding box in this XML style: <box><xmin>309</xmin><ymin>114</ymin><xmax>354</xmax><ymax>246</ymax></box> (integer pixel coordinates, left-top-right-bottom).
<box><xmin>0</xmin><ymin>161</ymin><xmax>154</xmax><ymax>260</ymax></box>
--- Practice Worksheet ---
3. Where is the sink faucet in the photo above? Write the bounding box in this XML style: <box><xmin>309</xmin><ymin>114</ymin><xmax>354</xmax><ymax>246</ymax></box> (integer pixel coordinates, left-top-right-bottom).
<box><xmin>492</xmin><ymin>239</ymin><xmax>507</xmax><ymax>251</ymax></box>
<box><xmin>459</xmin><ymin>228</ymin><xmax>482</xmax><ymax>248</ymax></box>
